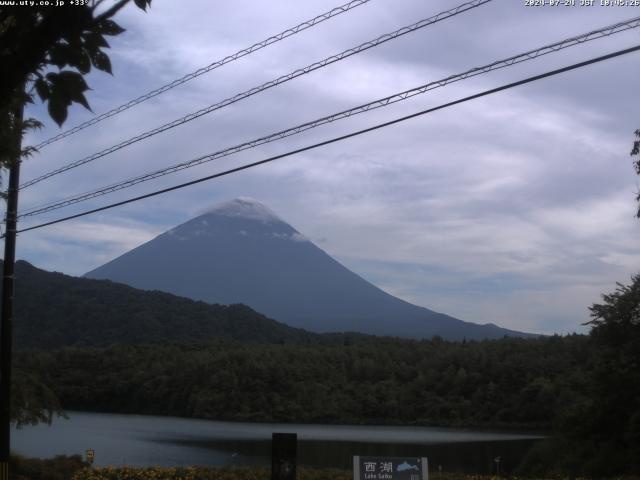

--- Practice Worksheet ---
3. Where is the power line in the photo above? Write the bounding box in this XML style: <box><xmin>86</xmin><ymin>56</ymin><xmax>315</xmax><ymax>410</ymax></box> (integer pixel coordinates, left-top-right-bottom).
<box><xmin>18</xmin><ymin>15</ymin><xmax>640</xmax><ymax>219</ymax></box>
<box><xmin>12</xmin><ymin>44</ymin><xmax>640</xmax><ymax>237</ymax></box>
<box><xmin>20</xmin><ymin>0</ymin><xmax>492</xmax><ymax>190</ymax></box>
<box><xmin>33</xmin><ymin>0</ymin><xmax>373</xmax><ymax>150</ymax></box>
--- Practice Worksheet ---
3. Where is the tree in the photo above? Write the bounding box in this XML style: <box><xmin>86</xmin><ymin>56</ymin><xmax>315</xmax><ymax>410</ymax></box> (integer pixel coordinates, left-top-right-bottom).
<box><xmin>632</xmin><ymin>129</ymin><xmax>640</xmax><ymax>217</ymax></box>
<box><xmin>520</xmin><ymin>131</ymin><xmax>640</xmax><ymax>476</ymax></box>
<box><xmin>0</xmin><ymin>0</ymin><xmax>152</xmax><ymax>429</ymax></box>
<box><xmin>11</xmin><ymin>367</ymin><xmax>64</xmax><ymax>428</ymax></box>
<box><xmin>0</xmin><ymin>0</ymin><xmax>151</xmax><ymax>127</ymax></box>
<box><xmin>581</xmin><ymin>275</ymin><xmax>640</xmax><ymax>474</ymax></box>
<box><xmin>519</xmin><ymin>276</ymin><xmax>640</xmax><ymax>476</ymax></box>
<box><xmin>0</xmin><ymin>0</ymin><xmax>153</xmax><ymax>178</ymax></box>
<box><xmin>554</xmin><ymin>131</ymin><xmax>640</xmax><ymax>474</ymax></box>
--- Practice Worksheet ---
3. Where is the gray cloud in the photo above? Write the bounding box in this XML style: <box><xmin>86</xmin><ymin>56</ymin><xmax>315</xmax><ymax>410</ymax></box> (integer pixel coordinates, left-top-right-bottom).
<box><xmin>11</xmin><ymin>0</ymin><xmax>640</xmax><ymax>334</ymax></box>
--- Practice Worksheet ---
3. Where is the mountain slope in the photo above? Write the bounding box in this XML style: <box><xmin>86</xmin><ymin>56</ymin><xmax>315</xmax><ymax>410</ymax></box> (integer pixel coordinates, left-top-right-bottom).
<box><xmin>8</xmin><ymin>260</ymin><xmax>322</xmax><ymax>348</ymax></box>
<box><xmin>86</xmin><ymin>198</ymin><xmax>533</xmax><ymax>340</ymax></box>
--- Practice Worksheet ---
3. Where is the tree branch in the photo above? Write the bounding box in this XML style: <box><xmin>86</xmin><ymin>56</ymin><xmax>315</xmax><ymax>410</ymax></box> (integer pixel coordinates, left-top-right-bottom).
<box><xmin>95</xmin><ymin>0</ymin><xmax>130</xmax><ymax>21</ymax></box>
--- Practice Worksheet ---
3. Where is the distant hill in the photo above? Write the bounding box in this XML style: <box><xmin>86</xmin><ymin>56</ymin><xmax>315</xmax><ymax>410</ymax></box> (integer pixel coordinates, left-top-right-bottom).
<box><xmin>7</xmin><ymin>260</ymin><xmax>323</xmax><ymax>349</ymax></box>
<box><xmin>86</xmin><ymin>198</ymin><xmax>535</xmax><ymax>340</ymax></box>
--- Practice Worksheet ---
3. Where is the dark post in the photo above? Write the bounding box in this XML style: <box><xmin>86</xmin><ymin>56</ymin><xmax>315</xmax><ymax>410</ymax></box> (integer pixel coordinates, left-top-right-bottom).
<box><xmin>0</xmin><ymin>92</ymin><xmax>23</xmax><ymax>480</ymax></box>
<box><xmin>272</xmin><ymin>433</ymin><xmax>297</xmax><ymax>480</ymax></box>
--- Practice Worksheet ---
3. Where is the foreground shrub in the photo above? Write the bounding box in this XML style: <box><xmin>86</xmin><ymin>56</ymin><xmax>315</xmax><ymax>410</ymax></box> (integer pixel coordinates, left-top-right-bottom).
<box><xmin>10</xmin><ymin>454</ymin><xmax>87</xmax><ymax>480</ymax></box>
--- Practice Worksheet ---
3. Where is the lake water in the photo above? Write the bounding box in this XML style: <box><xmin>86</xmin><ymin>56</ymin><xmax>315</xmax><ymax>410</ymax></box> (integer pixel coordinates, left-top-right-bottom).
<box><xmin>12</xmin><ymin>411</ymin><xmax>543</xmax><ymax>474</ymax></box>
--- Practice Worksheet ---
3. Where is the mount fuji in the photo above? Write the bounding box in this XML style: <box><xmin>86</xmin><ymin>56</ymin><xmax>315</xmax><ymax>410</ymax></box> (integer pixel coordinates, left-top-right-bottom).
<box><xmin>85</xmin><ymin>198</ymin><xmax>532</xmax><ymax>340</ymax></box>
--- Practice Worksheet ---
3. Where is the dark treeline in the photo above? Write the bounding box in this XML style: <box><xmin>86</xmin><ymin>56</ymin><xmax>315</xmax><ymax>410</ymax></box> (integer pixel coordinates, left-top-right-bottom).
<box><xmin>14</xmin><ymin>319</ymin><xmax>640</xmax><ymax>476</ymax></box>
<box><xmin>16</xmin><ymin>335</ymin><xmax>588</xmax><ymax>429</ymax></box>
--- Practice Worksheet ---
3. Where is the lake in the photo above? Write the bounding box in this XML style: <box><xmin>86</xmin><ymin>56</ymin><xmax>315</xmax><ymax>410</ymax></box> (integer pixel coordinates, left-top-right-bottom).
<box><xmin>12</xmin><ymin>411</ymin><xmax>543</xmax><ymax>474</ymax></box>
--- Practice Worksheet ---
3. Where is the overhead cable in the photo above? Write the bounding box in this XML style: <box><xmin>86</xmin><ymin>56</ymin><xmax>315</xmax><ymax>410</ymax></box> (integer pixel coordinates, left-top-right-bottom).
<box><xmin>12</xmin><ymin>44</ymin><xmax>640</xmax><ymax>237</ymax></box>
<box><xmin>18</xmin><ymin>15</ymin><xmax>640</xmax><ymax>218</ymax></box>
<box><xmin>20</xmin><ymin>0</ymin><xmax>492</xmax><ymax>190</ymax></box>
<box><xmin>33</xmin><ymin>0</ymin><xmax>374</xmax><ymax>149</ymax></box>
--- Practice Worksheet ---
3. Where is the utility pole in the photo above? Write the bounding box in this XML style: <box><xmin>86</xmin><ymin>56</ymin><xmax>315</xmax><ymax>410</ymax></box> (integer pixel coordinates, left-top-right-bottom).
<box><xmin>0</xmin><ymin>91</ymin><xmax>24</xmax><ymax>480</ymax></box>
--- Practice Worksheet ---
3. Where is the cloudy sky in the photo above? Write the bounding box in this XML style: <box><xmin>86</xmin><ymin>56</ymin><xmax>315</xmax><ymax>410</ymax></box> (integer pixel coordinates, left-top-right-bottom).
<box><xmin>11</xmin><ymin>0</ymin><xmax>640</xmax><ymax>335</ymax></box>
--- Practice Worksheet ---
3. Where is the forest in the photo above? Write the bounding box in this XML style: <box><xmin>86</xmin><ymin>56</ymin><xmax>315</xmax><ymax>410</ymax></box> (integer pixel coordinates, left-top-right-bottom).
<box><xmin>15</xmin><ymin>335</ymin><xmax>588</xmax><ymax>429</ymax></box>
<box><xmin>8</xmin><ymin>262</ymin><xmax>640</xmax><ymax>476</ymax></box>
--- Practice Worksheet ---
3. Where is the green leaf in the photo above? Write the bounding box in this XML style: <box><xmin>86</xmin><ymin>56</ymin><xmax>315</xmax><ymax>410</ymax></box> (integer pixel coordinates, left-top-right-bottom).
<box><xmin>48</xmin><ymin>44</ymin><xmax>71</xmax><ymax>69</ymax></box>
<box><xmin>70</xmin><ymin>91</ymin><xmax>91</xmax><ymax>111</ymax></box>
<box><xmin>91</xmin><ymin>50</ymin><xmax>112</xmax><ymax>74</ymax></box>
<box><xmin>45</xmin><ymin>71</ymin><xmax>92</xmax><ymax>120</ymax></box>
<box><xmin>83</xmin><ymin>32</ymin><xmax>110</xmax><ymax>50</ymax></box>
<box><xmin>22</xmin><ymin>118</ymin><xmax>43</xmax><ymax>131</ymax></box>
<box><xmin>34</xmin><ymin>78</ymin><xmax>50</xmax><ymax>101</ymax></box>
<box><xmin>47</xmin><ymin>97</ymin><xmax>68</xmax><ymax>127</ymax></box>
<box><xmin>74</xmin><ymin>51</ymin><xmax>91</xmax><ymax>74</ymax></box>
<box><xmin>50</xmin><ymin>42</ymin><xmax>92</xmax><ymax>75</ymax></box>
<box><xmin>99</xmin><ymin>19</ymin><xmax>125</xmax><ymax>36</ymax></box>
<box><xmin>57</xmin><ymin>71</ymin><xmax>89</xmax><ymax>93</ymax></box>
<box><xmin>133</xmin><ymin>0</ymin><xmax>151</xmax><ymax>10</ymax></box>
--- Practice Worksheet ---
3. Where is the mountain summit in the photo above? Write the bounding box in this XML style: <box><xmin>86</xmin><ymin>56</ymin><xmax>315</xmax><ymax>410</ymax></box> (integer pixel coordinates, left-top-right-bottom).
<box><xmin>85</xmin><ymin>198</ymin><xmax>532</xmax><ymax>340</ymax></box>
<box><xmin>204</xmin><ymin>197</ymin><xmax>284</xmax><ymax>223</ymax></box>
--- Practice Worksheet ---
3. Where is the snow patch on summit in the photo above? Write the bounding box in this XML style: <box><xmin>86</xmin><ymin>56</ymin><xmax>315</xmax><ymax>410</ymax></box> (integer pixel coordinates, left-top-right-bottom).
<box><xmin>166</xmin><ymin>229</ymin><xmax>188</xmax><ymax>241</ymax></box>
<box><xmin>270</xmin><ymin>231</ymin><xmax>309</xmax><ymax>242</ymax></box>
<box><xmin>205</xmin><ymin>197</ymin><xmax>282</xmax><ymax>223</ymax></box>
